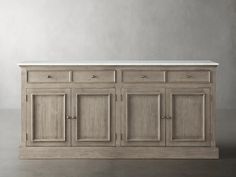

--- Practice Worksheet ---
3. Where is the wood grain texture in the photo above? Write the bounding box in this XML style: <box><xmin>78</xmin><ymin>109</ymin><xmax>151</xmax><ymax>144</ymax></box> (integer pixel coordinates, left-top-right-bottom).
<box><xmin>167</xmin><ymin>71</ymin><xmax>210</xmax><ymax>83</ymax></box>
<box><xmin>122</xmin><ymin>70</ymin><xmax>165</xmax><ymax>83</ymax></box>
<box><xmin>166</xmin><ymin>88</ymin><xmax>211</xmax><ymax>146</ymax></box>
<box><xmin>172</xmin><ymin>94</ymin><xmax>205</xmax><ymax>140</ymax></box>
<box><xmin>72</xmin><ymin>88</ymin><xmax>116</xmax><ymax>146</ymax></box>
<box><xmin>121</xmin><ymin>88</ymin><xmax>165</xmax><ymax>146</ymax></box>
<box><xmin>26</xmin><ymin>88</ymin><xmax>71</xmax><ymax>147</ymax></box>
<box><xmin>19</xmin><ymin>146</ymin><xmax>219</xmax><ymax>159</ymax></box>
<box><xmin>21</xmin><ymin>68</ymin><xmax>27</xmax><ymax>147</ymax></box>
<box><xmin>27</xmin><ymin>71</ymin><xmax>70</xmax><ymax>83</ymax></box>
<box><xmin>20</xmin><ymin>65</ymin><xmax>218</xmax><ymax>159</ymax></box>
<box><xmin>211</xmin><ymin>68</ymin><xmax>217</xmax><ymax>146</ymax></box>
<box><xmin>31</xmin><ymin>94</ymin><xmax>66</xmax><ymax>141</ymax></box>
<box><xmin>127</xmin><ymin>94</ymin><xmax>160</xmax><ymax>140</ymax></box>
<box><xmin>73</xmin><ymin>70</ymin><xmax>116</xmax><ymax>83</ymax></box>
<box><xmin>76</xmin><ymin>94</ymin><xmax>109</xmax><ymax>141</ymax></box>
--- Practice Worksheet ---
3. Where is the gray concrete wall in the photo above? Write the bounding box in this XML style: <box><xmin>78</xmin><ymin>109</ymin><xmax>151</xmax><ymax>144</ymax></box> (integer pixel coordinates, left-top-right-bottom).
<box><xmin>0</xmin><ymin>0</ymin><xmax>235</xmax><ymax>109</ymax></box>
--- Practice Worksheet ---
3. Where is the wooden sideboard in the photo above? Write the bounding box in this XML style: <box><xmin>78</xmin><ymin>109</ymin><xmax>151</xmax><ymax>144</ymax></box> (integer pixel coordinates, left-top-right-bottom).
<box><xmin>18</xmin><ymin>60</ymin><xmax>219</xmax><ymax>159</ymax></box>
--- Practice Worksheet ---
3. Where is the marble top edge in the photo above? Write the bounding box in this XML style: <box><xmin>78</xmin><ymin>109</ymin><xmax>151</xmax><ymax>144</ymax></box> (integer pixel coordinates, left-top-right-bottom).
<box><xmin>18</xmin><ymin>60</ymin><xmax>219</xmax><ymax>66</ymax></box>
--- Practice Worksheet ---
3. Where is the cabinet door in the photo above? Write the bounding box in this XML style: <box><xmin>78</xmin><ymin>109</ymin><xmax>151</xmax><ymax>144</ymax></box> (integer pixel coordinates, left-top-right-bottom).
<box><xmin>166</xmin><ymin>88</ymin><xmax>211</xmax><ymax>146</ymax></box>
<box><xmin>26</xmin><ymin>89</ymin><xmax>71</xmax><ymax>146</ymax></box>
<box><xmin>121</xmin><ymin>88</ymin><xmax>165</xmax><ymax>146</ymax></box>
<box><xmin>72</xmin><ymin>88</ymin><xmax>116</xmax><ymax>146</ymax></box>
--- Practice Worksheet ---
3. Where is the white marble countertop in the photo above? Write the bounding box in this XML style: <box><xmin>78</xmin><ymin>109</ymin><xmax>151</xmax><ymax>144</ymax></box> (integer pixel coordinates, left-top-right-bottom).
<box><xmin>18</xmin><ymin>60</ymin><xmax>219</xmax><ymax>66</ymax></box>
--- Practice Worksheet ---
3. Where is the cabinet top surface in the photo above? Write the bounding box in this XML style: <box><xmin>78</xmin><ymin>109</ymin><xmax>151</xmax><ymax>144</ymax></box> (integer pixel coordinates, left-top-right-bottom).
<box><xmin>18</xmin><ymin>60</ymin><xmax>219</xmax><ymax>66</ymax></box>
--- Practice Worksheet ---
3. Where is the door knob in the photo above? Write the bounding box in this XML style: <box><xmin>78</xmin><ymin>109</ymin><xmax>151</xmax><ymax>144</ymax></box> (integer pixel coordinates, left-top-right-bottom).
<box><xmin>140</xmin><ymin>75</ymin><xmax>147</xmax><ymax>78</ymax></box>
<box><xmin>66</xmin><ymin>115</ymin><xmax>71</xmax><ymax>119</ymax></box>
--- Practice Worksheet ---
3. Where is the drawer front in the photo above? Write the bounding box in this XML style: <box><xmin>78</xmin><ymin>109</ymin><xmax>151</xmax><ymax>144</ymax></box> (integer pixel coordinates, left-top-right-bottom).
<box><xmin>73</xmin><ymin>70</ymin><xmax>116</xmax><ymax>83</ymax></box>
<box><xmin>27</xmin><ymin>71</ymin><xmax>70</xmax><ymax>83</ymax></box>
<box><xmin>122</xmin><ymin>70</ymin><xmax>165</xmax><ymax>83</ymax></box>
<box><xmin>167</xmin><ymin>71</ymin><xmax>210</xmax><ymax>83</ymax></box>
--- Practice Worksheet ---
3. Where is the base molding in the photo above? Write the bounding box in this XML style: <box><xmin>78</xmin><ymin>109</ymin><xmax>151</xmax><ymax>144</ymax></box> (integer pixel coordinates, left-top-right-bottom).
<box><xmin>19</xmin><ymin>146</ymin><xmax>219</xmax><ymax>159</ymax></box>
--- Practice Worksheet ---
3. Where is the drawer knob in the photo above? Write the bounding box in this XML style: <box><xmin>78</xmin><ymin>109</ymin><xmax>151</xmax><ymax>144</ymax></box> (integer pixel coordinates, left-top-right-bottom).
<box><xmin>141</xmin><ymin>75</ymin><xmax>147</xmax><ymax>78</ymax></box>
<box><xmin>186</xmin><ymin>75</ymin><xmax>192</xmax><ymax>78</ymax></box>
<box><xmin>47</xmin><ymin>75</ymin><xmax>52</xmax><ymax>78</ymax></box>
<box><xmin>91</xmin><ymin>75</ymin><xmax>97</xmax><ymax>78</ymax></box>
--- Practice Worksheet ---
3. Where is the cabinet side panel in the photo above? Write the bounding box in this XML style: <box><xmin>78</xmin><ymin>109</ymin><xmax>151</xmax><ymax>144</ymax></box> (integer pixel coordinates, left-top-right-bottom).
<box><xmin>20</xmin><ymin>67</ymin><xmax>27</xmax><ymax>147</ymax></box>
<box><xmin>211</xmin><ymin>68</ymin><xmax>217</xmax><ymax>146</ymax></box>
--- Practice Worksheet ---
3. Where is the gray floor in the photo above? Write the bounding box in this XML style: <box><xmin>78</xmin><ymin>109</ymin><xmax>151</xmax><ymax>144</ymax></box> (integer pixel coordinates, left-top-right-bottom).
<box><xmin>0</xmin><ymin>109</ymin><xmax>236</xmax><ymax>177</ymax></box>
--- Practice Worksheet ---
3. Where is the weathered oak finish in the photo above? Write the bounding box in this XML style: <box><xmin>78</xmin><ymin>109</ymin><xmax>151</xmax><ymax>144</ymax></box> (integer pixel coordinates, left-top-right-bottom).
<box><xmin>26</xmin><ymin>88</ymin><xmax>71</xmax><ymax>147</ymax></box>
<box><xmin>122</xmin><ymin>70</ymin><xmax>165</xmax><ymax>83</ymax></box>
<box><xmin>20</xmin><ymin>146</ymin><xmax>219</xmax><ymax>159</ymax></box>
<box><xmin>27</xmin><ymin>71</ymin><xmax>70</xmax><ymax>83</ymax></box>
<box><xmin>73</xmin><ymin>70</ymin><xmax>116</xmax><ymax>83</ymax></box>
<box><xmin>166</xmin><ymin>88</ymin><xmax>211</xmax><ymax>146</ymax></box>
<box><xmin>167</xmin><ymin>70</ymin><xmax>210</xmax><ymax>83</ymax></box>
<box><xmin>72</xmin><ymin>88</ymin><xmax>116</xmax><ymax>146</ymax></box>
<box><xmin>121</xmin><ymin>88</ymin><xmax>165</xmax><ymax>146</ymax></box>
<box><xmin>19</xmin><ymin>62</ymin><xmax>218</xmax><ymax>159</ymax></box>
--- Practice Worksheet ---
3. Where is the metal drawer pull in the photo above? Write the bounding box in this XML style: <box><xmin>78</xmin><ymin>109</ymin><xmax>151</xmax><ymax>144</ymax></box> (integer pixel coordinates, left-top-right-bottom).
<box><xmin>140</xmin><ymin>75</ymin><xmax>147</xmax><ymax>78</ymax></box>
<box><xmin>186</xmin><ymin>75</ymin><xmax>192</xmax><ymax>78</ymax></box>
<box><xmin>91</xmin><ymin>75</ymin><xmax>97</xmax><ymax>78</ymax></box>
<box><xmin>166</xmin><ymin>116</ymin><xmax>172</xmax><ymax>119</ymax></box>
<box><xmin>47</xmin><ymin>75</ymin><xmax>52</xmax><ymax>78</ymax></box>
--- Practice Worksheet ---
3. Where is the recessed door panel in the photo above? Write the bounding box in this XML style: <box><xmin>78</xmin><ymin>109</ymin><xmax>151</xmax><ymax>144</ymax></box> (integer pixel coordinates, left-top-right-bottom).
<box><xmin>26</xmin><ymin>89</ymin><xmax>71</xmax><ymax>146</ymax></box>
<box><xmin>121</xmin><ymin>88</ymin><xmax>165</xmax><ymax>146</ymax></box>
<box><xmin>166</xmin><ymin>88</ymin><xmax>211</xmax><ymax>146</ymax></box>
<box><xmin>72</xmin><ymin>88</ymin><xmax>115</xmax><ymax>146</ymax></box>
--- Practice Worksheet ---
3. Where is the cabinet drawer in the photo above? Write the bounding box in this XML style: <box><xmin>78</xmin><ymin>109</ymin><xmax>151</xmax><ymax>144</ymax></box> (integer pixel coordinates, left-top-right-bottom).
<box><xmin>73</xmin><ymin>70</ymin><xmax>116</xmax><ymax>83</ymax></box>
<box><xmin>27</xmin><ymin>71</ymin><xmax>70</xmax><ymax>83</ymax></box>
<box><xmin>167</xmin><ymin>71</ymin><xmax>210</xmax><ymax>83</ymax></box>
<box><xmin>122</xmin><ymin>70</ymin><xmax>165</xmax><ymax>83</ymax></box>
